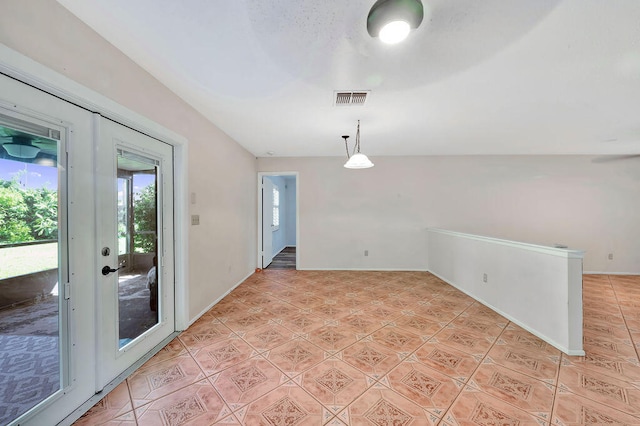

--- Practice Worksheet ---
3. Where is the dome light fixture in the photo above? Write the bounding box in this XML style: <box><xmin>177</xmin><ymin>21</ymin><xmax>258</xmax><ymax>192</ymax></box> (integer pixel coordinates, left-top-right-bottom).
<box><xmin>2</xmin><ymin>139</ymin><xmax>40</xmax><ymax>159</ymax></box>
<box><xmin>367</xmin><ymin>0</ymin><xmax>424</xmax><ymax>44</ymax></box>
<box><xmin>342</xmin><ymin>120</ymin><xmax>374</xmax><ymax>169</ymax></box>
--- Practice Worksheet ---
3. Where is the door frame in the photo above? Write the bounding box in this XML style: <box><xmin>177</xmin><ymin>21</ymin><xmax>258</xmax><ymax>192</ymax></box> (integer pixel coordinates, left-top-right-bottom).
<box><xmin>0</xmin><ymin>44</ymin><xmax>190</xmax><ymax>332</ymax></box>
<box><xmin>257</xmin><ymin>172</ymin><xmax>300</xmax><ymax>269</ymax></box>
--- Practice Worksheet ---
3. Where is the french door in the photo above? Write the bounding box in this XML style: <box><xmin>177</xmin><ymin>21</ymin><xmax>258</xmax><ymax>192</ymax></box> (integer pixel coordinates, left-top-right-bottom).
<box><xmin>0</xmin><ymin>72</ymin><xmax>178</xmax><ymax>425</ymax></box>
<box><xmin>0</xmin><ymin>73</ymin><xmax>95</xmax><ymax>426</ymax></box>
<box><xmin>95</xmin><ymin>116</ymin><xmax>175</xmax><ymax>389</ymax></box>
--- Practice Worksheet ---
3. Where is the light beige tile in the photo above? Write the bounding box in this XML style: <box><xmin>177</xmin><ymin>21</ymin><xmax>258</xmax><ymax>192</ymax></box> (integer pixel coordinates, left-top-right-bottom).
<box><xmin>134</xmin><ymin>380</ymin><xmax>231</xmax><ymax>425</ymax></box>
<box><xmin>73</xmin><ymin>382</ymin><xmax>132</xmax><ymax>425</ymax></box>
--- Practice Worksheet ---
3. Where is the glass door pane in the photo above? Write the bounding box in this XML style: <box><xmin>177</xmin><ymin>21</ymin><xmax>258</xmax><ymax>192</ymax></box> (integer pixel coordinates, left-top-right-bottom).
<box><xmin>0</xmin><ymin>122</ymin><xmax>61</xmax><ymax>424</ymax></box>
<box><xmin>116</xmin><ymin>150</ymin><xmax>159</xmax><ymax>348</ymax></box>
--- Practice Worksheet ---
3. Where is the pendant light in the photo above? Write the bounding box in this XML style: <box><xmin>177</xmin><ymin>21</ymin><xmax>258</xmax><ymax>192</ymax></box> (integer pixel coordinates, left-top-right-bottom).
<box><xmin>367</xmin><ymin>0</ymin><xmax>424</xmax><ymax>45</ymax></box>
<box><xmin>343</xmin><ymin>120</ymin><xmax>374</xmax><ymax>169</ymax></box>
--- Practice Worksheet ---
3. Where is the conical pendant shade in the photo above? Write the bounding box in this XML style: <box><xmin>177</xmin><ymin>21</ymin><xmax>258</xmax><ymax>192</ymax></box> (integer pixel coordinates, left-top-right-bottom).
<box><xmin>344</xmin><ymin>153</ymin><xmax>374</xmax><ymax>169</ymax></box>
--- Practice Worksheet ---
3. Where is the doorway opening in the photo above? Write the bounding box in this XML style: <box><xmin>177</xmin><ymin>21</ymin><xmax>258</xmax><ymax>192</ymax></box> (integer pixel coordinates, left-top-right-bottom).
<box><xmin>258</xmin><ymin>173</ymin><xmax>299</xmax><ymax>270</ymax></box>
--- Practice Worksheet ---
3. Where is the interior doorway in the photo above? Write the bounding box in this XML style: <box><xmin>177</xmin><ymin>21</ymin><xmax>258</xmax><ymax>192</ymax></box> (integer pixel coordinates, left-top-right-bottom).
<box><xmin>258</xmin><ymin>172</ymin><xmax>299</xmax><ymax>270</ymax></box>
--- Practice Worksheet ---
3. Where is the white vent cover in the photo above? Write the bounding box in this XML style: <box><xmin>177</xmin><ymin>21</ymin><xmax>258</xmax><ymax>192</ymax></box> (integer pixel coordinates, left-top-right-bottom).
<box><xmin>334</xmin><ymin>91</ymin><xmax>370</xmax><ymax>106</ymax></box>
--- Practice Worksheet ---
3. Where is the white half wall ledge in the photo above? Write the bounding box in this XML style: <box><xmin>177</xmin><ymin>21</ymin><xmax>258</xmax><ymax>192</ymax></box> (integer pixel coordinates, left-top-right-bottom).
<box><xmin>427</xmin><ymin>228</ymin><xmax>585</xmax><ymax>356</ymax></box>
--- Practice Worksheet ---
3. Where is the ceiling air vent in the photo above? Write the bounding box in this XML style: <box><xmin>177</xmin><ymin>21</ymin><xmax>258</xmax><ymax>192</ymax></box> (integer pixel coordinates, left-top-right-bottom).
<box><xmin>334</xmin><ymin>91</ymin><xmax>370</xmax><ymax>106</ymax></box>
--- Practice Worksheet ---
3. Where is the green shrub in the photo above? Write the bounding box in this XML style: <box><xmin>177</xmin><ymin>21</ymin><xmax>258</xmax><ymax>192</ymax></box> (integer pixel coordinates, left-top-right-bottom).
<box><xmin>0</xmin><ymin>179</ymin><xmax>57</xmax><ymax>244</ymax></box>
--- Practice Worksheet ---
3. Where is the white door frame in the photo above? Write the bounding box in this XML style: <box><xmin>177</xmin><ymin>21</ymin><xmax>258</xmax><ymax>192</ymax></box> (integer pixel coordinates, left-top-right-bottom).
<box><xmin>0</xmin><ymin>44</ymin><xmax>190</xmax><ymax>332</ymax></box>
<box><xmin>262</xmin><ymin>177</ymin><xmax>275</xmax><ymax>268</ymax></box>
<box><xmin>257</xmin><ymin>172</ymin><xmax>300</xmax><ymax>270</ymax></box>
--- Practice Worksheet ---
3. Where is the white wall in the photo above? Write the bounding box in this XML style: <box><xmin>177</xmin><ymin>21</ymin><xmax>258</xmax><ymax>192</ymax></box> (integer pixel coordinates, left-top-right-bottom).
<box><xmin>0</xmin><ymin>0</ymin><xmax>257</xmax><ymax>321</ymax></box>
<box><xmin>427</xmin><ymin>228</ymin><xmax>584</xmax><ymax>355</ymax></box>
<box><xmin>258</xmin><ymin>155</ymin><xmax>640</xmax><ymax>273</ymax></box>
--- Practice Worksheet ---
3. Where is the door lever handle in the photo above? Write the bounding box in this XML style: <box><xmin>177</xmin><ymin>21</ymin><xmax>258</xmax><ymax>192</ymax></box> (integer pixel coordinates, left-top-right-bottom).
<box><xmin>102</xmin><ymin>265</ymin><xmax>122</xmax><ymax>276</ymax></box>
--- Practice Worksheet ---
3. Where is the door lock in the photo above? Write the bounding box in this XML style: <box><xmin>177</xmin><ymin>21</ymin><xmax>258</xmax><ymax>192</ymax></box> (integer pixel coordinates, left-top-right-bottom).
<box><xmin>102</xmin><ymin>265</ymin><xmax>122</xmax><ymax>276</ymax></box>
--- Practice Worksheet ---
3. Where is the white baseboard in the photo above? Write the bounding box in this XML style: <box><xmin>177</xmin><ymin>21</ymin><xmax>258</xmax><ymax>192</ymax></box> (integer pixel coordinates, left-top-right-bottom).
<box><xmin>295</xmin><ymin>268</ymin><xmax>429</xmax><ymax>272</ymax></box>
<box><xmin>187</xmin><ymin>270</ymin><xmax>254</xmax><ymax>327</ymax></box>
<box><xmin>427</xmin><ymin>269</ymin><xmax>585</xmax><ymax>356</ymax></box>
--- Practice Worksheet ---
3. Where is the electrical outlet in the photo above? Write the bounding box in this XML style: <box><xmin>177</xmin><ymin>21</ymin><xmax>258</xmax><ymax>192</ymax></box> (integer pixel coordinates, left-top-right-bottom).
<box><xmin>191</xmin><ymin>214</ymin><xmax>200</xmax><ymax>225</ymax></box>
<box><xmin>608</xmin><ymin>253</ymin><xmax>614</xmax><ymax>260</ymax></box>
<box><xmin>483</xmin><ymin>273</ymin><xmax>488</xmax><ymax>283</ymax></box>
<box><xmin>364</xmin><ymin>250</ymin><xmax>369</xmax><ymax>257</ymax></box>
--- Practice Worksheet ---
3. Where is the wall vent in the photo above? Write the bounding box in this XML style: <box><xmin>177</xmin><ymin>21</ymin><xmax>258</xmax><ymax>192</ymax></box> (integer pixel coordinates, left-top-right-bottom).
<box><xmin>334</xmin><ymin>91</ymin><xmax>370</xmax><ymax>106</ymax></box>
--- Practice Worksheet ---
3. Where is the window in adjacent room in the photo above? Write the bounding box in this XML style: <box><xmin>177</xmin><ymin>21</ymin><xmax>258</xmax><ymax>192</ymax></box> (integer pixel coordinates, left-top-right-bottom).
<box><xmin>272</xmin><ymin>186</ymin><xmax>280</xmax><ymax>231</ymax></box>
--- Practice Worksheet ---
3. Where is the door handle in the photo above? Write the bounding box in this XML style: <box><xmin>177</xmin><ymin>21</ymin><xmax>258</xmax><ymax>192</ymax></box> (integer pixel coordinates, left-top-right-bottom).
<box><xmin>102</xmin><ymin>265</ymin><xmax>122</xmax><ymax>276</ymax></box>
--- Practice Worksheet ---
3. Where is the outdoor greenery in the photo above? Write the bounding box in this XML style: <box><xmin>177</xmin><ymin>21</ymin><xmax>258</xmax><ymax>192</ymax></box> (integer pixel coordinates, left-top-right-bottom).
<box><xmin>133</xmin><ymin>183</ymin><xmax>157</xmax><ymax>254</ymax></box>
<box><xmin>0</xmin><ymin>172</ymin><xmax>155</xmax><ymax>253</ymax></box>
<box><xmin>0</xmin><ymin>177</ymin><xmax>58</xmax><ymax>245</ymax></box>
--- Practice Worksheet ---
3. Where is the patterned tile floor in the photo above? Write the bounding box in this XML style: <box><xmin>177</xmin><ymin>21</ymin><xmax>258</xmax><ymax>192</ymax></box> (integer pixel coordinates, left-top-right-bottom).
<box><xmin>74</xmin><ymin>272</ymin><xmax>640</xmax><ymax>425</ymax></box>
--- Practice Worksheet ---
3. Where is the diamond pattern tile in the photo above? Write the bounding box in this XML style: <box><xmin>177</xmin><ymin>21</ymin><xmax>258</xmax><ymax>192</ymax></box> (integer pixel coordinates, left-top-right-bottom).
<box><xmin>470</xmin><ymin>364</ymin><xmax>555</xmax><ymax>420</ymax></box>
<box><xmin>133</xmin><ymin>380</ymin><xmax>230</xmax><ymax>425</ymax></box>
<box><xmin>73</xmin><ymin>272</ymin><xmax>640</xmax><ymax>426</ymax></box>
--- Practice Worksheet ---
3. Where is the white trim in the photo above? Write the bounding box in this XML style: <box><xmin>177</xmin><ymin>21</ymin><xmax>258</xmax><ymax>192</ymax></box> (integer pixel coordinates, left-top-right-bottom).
<box><xmin>428</xmin><ymin>228</ymin><xmax>585</xmax><ymax>259</ymax></box>
<box><xmin>428</xmin><ymin>269</ymin><xmax>585</xmax><ymax>356</ymax></box>
<box><xmin>296</xmin><ymin>268</ymin><xmax>430</xmax><ymax>271</ymax></box>
<box><xmin>187</xmin><ymin>270</ymin><xmax>254</xmax><ymax>327</ymax></box>
<box><xmin>173</xmin><ymin>142</ymin><xmax>189</xmax><ymax>331</ymax></box>
<box><xmin>257</xmin><ymin>172</ymin><xmax>300</xmax><ymax>270</ymax></box>
<box><xmin>0</xmin><ymin>42</ymin><xmax>190</xmax><ymax>331</ymax></box>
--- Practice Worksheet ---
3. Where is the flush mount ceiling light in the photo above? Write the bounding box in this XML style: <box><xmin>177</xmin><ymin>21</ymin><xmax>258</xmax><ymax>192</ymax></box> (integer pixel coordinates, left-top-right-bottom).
<box><xmin>342</xmin><ymin>120</ymin><xmax>374</xmax><ymax>169</ymax></box>
<box><xmin>367</xmin><ymin>0</ymin><xmax>424</xmax><ymax>44</ymax></box>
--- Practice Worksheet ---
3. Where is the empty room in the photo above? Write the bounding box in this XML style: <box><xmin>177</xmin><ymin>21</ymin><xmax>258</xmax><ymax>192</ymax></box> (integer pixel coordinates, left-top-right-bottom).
<box><xmin>0</xmin><ymin>1</ymin><xmax>639</xmax><ymax>425</ymax></box>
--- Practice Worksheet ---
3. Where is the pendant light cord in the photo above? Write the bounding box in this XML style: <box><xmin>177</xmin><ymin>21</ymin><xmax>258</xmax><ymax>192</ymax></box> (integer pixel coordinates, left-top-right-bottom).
<box><xmin>343</xmin><ymin>120</ymin><xmax>362</xmax><ymax>158</ymax></box>
<box><xmin>354</xmin><ymin>120</ymin><xmax>361</xmax><ymax>155</ymax></box>
<box><xmin>343</xmin><ymin>136</ymin><xmax>351</xmax><ymax>159</ymax></box>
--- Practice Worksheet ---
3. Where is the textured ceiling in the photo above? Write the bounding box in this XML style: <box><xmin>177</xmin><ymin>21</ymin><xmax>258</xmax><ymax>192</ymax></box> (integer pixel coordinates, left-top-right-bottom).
<box><xmin>57</xmin><ymin>0</ymin><xmax>640</xmax><ymax>157</ymax></box>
